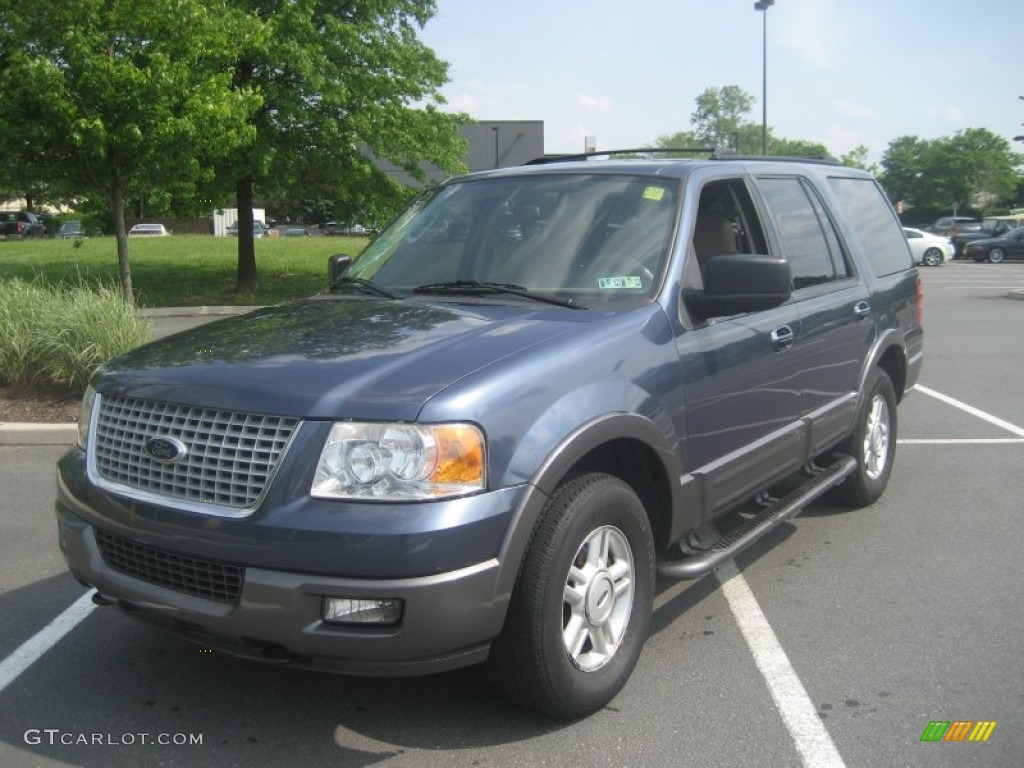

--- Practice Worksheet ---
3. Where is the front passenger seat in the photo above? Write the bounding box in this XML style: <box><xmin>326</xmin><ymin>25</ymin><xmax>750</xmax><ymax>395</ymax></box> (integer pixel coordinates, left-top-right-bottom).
<box><xmin>692</xmin><ymin>212</ymin><xmax>737</xmax><ymax>272</ymax></box>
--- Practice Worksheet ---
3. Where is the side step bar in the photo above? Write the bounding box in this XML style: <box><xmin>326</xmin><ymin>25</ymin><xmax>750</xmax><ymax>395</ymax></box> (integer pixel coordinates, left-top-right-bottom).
<box><xmin>657</xmin><ymin>454</ymin><xmax>857</xmax><ymax>581</ymax></box>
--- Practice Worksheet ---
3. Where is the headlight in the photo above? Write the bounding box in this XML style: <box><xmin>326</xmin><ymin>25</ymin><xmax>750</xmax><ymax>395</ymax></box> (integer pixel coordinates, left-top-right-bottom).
<box><xmin>311</xmin><ymin>422</ymin><xmax>485</xmax><ymax>500</ymax></box>
<box><xmin>77</xmin><ymin>385</ymin><xmax>97</xmax><ymax>449</ymax></box>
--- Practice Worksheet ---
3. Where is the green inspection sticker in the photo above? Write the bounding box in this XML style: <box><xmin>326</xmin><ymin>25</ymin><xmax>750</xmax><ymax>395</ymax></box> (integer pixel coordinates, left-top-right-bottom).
<box><xmin>642</xmin><ymin>186</ymin><xmax>666</xmax><ymax>201</ymax></box>
<box><xmin>598</xmin><ymin>276</ymin><xmax>643</xmax><ymax>290</ymax></box>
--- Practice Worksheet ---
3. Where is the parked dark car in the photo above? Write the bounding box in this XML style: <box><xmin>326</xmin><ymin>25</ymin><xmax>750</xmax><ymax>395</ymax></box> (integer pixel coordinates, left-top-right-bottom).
<box><xmin>226</xmin><ymin>220</ymin><xmax>267</xmax><ymax>238</ymax></box>
<box><xmin>963</xmin><ymin>226</ymin><xmax>1024</xmax><ymax>263</ymax></box>
<box><xmin>322</xmin><ymin>221</ymin><xmax>369</xmax><ymax>236</ymax></box>
<box><xmin>57</xmin><ymin>220</ymin><xmax>87</xmax><ymax>239</ymax></box>
<box><xmin>57</xmin><ymin>152</ymin><xmax>922</xmax><ymax>719</ymax></box>
<box><xmin>951</xmin><ymin>215</ymin><xmax>1024</xmax><ymax>257</ymax></box>
<box><xmin>927</xmin><ymin>215</ymin><xmax>979</xmax><ymax>237</ymax></box>
<box><xmin>0</xmin><ymin>210</ymin><xmax>45</xmax><ymax>239</ymax></box>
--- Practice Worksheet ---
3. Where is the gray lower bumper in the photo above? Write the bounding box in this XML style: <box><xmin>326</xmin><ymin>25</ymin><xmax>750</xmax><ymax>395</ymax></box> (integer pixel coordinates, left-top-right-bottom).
<box><xmin>57</xmin><ymin>506</ymin><xmax>509</xmax><ymax>676</ymax></box>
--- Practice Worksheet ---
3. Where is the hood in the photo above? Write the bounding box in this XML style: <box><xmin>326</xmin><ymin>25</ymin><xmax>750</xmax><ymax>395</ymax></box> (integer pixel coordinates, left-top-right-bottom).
<box><xmin>95</xmin><ymin>296</ymin><xmax>584</xmax><ymax>421</ymax></box>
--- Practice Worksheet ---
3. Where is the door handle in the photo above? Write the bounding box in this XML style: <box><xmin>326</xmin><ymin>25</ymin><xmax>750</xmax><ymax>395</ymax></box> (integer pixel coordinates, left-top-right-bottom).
<box><xmin>853</xmin><ymin>301</ymin><xmax>872</xmax><ymax>318</ymax></box>
<box><xmin>771</xmin><ymin>325</ymin><xmax>795</xmax><ymax>349</ymax></box>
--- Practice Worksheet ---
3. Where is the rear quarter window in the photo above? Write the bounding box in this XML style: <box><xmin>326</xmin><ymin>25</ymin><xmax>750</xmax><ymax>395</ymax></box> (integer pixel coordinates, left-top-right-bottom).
<box><xmin>826</xmin><ymin>177</ymin><xmax>913</xmax><ymax>277</ymax></box>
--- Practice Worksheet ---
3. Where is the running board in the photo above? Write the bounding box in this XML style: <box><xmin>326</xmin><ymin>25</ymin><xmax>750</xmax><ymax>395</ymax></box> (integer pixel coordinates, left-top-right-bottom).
<box><xmin>657</xmin><ymin>454</ymin><xmax>857</xmax><ymax>581</ymax></box>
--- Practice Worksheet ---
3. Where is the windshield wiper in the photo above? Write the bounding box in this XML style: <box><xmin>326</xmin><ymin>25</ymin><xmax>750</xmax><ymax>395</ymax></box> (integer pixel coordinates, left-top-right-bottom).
<box><xmin>330</xmin><ymin>277</ymin><xmax>404</xmax><ymax>300</ymax></box>
<box><xmin>412</xmin><ymin>280</ymin><xmax>585</xmax><ymax>309</ymax></box>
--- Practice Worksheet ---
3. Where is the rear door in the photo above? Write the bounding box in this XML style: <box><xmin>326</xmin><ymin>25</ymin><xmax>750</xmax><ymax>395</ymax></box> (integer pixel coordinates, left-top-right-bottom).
<box><xmin>753</xmin><ymin>175</ymin><xmax>872</xmax><ymax>455</ymax></box>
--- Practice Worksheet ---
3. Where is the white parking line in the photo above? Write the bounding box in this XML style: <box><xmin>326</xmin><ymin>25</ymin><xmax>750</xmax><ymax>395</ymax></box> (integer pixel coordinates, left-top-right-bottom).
<box><xmin>0</xmin><ymin>591</ymin><xmax>96</xmax><ymax>695</ymax></box>
<box><xmin>717</xmin><ymin>560</ymin><xmax>846</xmax><ymax>768</ymax></box>
<box><xmin>914</xmin><ymin>385</ymin><xmax>1024</xmax><ymax>437</ymax></box>
<box><xmin>900</xmin><ymin>438</ymin><xmax>1024</xmax><ymax>444</ymax></box>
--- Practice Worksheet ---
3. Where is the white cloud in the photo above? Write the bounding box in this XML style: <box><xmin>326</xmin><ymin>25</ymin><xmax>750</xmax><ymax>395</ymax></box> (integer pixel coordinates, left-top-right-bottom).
<box><xmin>836</xmin><ymin>100</ymin><xmax>873</xmax><ymax>121</ymax></box>
<box><xmin>925</xmin><ymin>105</ymin><xmax>964</xmax><ymax>124</ymax></box>
<box><xmin>823</xmin><ymin>124</ymin><xmax>874</xmax><ymax>157</ymax></box>
<box><xmin>578</xmin><ymin>93</ymin><xmax>612</xmax><ymax>112</ymax></box>
<box><xmin>446</xmin><ymin>91</ymin><xmax>477</xmax><ymax>112</ymax></box>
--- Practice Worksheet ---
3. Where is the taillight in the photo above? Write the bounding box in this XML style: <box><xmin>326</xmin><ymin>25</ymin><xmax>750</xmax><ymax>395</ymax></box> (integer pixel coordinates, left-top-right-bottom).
<box><xmin>915</xmin><ymin>275</ymin><xmax>923</xmax><ymax>326</ymax></box>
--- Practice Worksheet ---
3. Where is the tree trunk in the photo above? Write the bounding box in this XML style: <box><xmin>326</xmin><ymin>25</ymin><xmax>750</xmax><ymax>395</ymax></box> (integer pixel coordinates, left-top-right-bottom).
<box><xmin>111</xmin><ymin>184</ymin><xmax>134</xmax><ymax>305</ymax></box>
<box><xmin>235</xmin><ymin>175</ymin><xmax>259</xmax><ymax>294</ymax></box>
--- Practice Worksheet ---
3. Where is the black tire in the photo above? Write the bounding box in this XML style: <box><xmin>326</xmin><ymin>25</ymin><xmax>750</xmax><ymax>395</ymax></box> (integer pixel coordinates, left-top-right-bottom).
<box><xmin>487</xmin><ymin>473</ymin><xmax>655</xmax><ymax>719</ymax></box>
<box><xmin>922</xmin><ymin>248</ymin><xmax>943</xmax><ymax>267</ymax></box>
<box><xmin>832</xmin><ymin>369</ymin><xmax>897</xmax><ymax>507</ymax></box>
<box><xmin>988</xmin><ymin>248</ymin><xmax>1005</xmax><ymax>264</ymax></box>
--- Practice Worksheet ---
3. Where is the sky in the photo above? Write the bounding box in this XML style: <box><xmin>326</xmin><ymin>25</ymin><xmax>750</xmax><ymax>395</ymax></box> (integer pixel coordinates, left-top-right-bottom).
<box><xmin>419</xmin><ymin>0</ymin><xmax>1024</xmax><ymax>163</ymax></box>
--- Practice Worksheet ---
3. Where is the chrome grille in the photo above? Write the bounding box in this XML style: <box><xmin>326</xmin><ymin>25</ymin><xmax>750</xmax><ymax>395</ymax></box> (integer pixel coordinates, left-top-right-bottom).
<box><xmin>92</xmin><ymin>394</ymin><xmax>299</xmax><ymax>512</ymax></box>
<box><xmin>95</xmin><ymin>528</ymin><xmax>243</xmax><ymax>603</ymax></box>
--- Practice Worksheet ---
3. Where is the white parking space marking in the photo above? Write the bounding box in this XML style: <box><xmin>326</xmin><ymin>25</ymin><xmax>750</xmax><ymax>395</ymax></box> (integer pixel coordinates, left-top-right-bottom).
<box><xmin>717</xmin><ymin>561</ymin><xmax>846</xmax><ymax>768</ymax></box>
<box><xmin>914</xmin><ymin>384</ymin><xmax>1024</xmax><ymax>437</ymax></box>
<box><xmin>900</xmin><ymin>438</ymin><xmax>1024</xmax><ymax>444</ymax></box>
<box><xmin>0</xmin><ymin>591</ymin><xmax>96</xmax><ymax>695</ymax></box>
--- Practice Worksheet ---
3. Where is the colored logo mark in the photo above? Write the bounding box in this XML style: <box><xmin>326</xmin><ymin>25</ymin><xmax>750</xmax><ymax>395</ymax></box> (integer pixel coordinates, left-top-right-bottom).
<box><xmin>921</xmin><ymin>721</ymin><xmax>997</xmax><ymax>742</ymax></box>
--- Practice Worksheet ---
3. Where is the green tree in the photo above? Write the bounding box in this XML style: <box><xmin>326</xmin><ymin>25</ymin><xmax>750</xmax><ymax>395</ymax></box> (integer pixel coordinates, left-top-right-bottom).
<box><xmin>0</xmin><ymin>0</ymin><xmax>260</xmax><ymax>303</ymax></box>
<box><xmin>690</xmin><ymin>85</ymin><xmax>756</xmax><ymax>150</ymax></box>
<box><xmin>840</xmin><ymin>145</ymin><xmax>878</xmax><ymax>174</ymax></box>
<box><xmin>653</xmin><ymin>85</ymin><xmax>829</xmax><ymax>156</ymax></box>
<box><xmin>880</xmin><ymin>129</ymin><xmax>1020</xmax><ymax>216</ymax></box>
<box><xmin>218</xmin><ymin>1</ymin><xmax>467</xmax><ymax>293</ymax></box>
<box><xmin>769</xmin><ymin>137</ymin><xmax>831</xmax><ymax>158</ymax></box>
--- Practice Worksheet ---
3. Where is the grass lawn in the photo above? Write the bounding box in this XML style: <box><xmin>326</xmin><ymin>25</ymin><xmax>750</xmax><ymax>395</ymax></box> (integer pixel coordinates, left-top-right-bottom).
<box><xmin>0</xmin><ymin>234</ymin><xmax>369</xmax><ymax>307</ymax></box>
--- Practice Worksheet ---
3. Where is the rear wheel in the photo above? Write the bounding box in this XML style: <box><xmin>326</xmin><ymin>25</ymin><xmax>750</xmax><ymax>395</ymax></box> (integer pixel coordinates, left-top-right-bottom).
<box><xmin>487</xmin><ymin>473</ymin><xmax>655</xmax><ymax>719</ymax></box>
<box><xmin>922</xmin><ymin>248</ymin><xmax>943</xmax><ymax>267</ymax></box>
<box><xmin>988</xmin><ymin>248</ymin><xmax>1005</xmax><ymax>264</ymax></box>
<box><xmin>831</xmin><ymin>369</ymin><xmax>897</xmax><ymax>507</ymax></box>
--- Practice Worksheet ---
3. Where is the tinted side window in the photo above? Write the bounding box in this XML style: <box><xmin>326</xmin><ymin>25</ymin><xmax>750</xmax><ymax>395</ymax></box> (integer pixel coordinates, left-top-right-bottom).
<box><xmin>827</xmin><ymin>177</ymin><xmax>913</xmax><ymax>277</ymax></box>
<box><xmin>757</xmin><ymin>177</ymin><xmax>839</xmax><ymax>289</ymax></box>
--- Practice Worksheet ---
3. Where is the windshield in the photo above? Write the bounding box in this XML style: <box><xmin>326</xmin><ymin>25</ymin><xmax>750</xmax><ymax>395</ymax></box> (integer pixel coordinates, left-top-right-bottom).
<box><xmin>348</xmin><ymin>173</ymin><xmax>680</xmax><ymax>305</ymax></box>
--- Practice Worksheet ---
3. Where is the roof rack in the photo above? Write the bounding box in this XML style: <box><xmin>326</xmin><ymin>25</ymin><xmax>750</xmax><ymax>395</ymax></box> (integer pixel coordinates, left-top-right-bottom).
<box><xmin>711</xmin><ymin>152</ymin><xmax>842</xmax><ymax>165</ymax></box>
<box><xmin>525</xmin><ymin>147</ymin><xmax>842</xmax><ymax>166</ymax></box>
<box><xmin>525</xmin><ymin>147</ymin><xmax>715</xmax><ymax>165</ymax></box>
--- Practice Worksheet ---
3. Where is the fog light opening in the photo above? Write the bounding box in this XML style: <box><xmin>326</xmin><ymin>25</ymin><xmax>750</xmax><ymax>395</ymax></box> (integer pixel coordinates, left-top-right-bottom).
<box><xmin>322</xmin><ymin>597</ymin><xmax>404</xmax><ymax>626</ymax></box>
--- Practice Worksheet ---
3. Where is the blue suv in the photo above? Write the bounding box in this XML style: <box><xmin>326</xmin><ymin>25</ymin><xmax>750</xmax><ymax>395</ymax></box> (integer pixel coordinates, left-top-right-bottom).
<box><xmin>57</xmin><ymin>152</ymin><xmax>922</xmax><ymax>718</ymax></box>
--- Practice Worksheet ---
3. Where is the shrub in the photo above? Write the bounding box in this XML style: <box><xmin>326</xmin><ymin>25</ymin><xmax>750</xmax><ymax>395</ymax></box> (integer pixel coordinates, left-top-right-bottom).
<box><xmin>0</xmin><ymin>278</ymin><xmax>152</xmax><ymax>392</ymax></box>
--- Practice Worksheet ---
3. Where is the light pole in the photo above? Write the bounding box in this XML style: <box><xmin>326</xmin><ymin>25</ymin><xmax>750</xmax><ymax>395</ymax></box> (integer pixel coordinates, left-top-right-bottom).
<box><xmin>754</xmin><ymin>0</ymin><xmax>774</xmax><ymax>155</ymax></box>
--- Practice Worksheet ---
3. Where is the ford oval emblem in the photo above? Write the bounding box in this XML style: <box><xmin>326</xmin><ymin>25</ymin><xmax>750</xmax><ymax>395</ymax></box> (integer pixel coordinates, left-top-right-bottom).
<box><xmin>144</xmin><ymin>436</ymin><xmax>187</xmax><ymax>464</ymax></box>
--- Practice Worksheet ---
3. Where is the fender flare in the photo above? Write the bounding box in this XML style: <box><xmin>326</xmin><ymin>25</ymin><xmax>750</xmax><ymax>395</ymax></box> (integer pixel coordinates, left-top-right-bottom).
<box><xmin>492</xmin><ymin>412</ymin><xmax>683</xmax><ymax>601</ymax></box>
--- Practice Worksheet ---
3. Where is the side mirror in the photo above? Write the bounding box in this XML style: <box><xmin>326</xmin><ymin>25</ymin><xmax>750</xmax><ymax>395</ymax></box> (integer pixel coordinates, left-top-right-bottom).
<box><xmin>328</xmin><ymin>254</ymin><xmax>351</xmax><ymax>284</ymax></box>
<box><xmin>691</xmin><ymin>253</ymin><xmax>792</xmax><ymax>318</ymax></box>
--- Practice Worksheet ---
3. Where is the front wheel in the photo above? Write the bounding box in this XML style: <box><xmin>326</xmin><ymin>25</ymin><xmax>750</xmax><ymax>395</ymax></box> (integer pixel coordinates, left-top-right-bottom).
<box><xmin>988</xmin><ymin>248</ymin><xmax>1005</xmax><ymax>264</ymax></box>
<box><xmin>831</xmin><ymin>369</ymin><xmax>897</xmax><ymax>507</ymax></box>
<box><xmin>487</xmin><ymin>473</ymin><xmax>655</xmax><ymax>719</ymax></box>
<box><xmin>922</xmin><ymin>247</ymin><xmax>943</xmax><ymax>267</ymax></box>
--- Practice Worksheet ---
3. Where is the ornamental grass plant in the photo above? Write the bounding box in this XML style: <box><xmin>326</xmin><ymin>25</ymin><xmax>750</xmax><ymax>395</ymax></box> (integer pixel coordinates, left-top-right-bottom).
<box><xmin>0</xmin><ymin>278</ymin><xmax>152</xmax><ymax>393</ymax></box>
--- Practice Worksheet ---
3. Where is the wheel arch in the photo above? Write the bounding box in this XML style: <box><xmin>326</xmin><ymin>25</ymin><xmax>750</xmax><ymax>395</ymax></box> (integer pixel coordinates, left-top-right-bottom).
<box><xmin>494</xmin><ymin>414</ymin><xmax>682</xmax><ymax>600</ymax></box>
<box><xmin>861</xmin><ymin>330</ymin><xmax>910</xmax><ymax>404</ymax></box>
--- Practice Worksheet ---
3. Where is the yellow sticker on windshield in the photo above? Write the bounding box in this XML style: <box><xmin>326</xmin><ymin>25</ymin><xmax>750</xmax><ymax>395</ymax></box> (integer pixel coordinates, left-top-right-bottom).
<box><xmin>598</xmin><ymin>276</ymin><xmax>643</xmax><ymax>290</ymax></box>
<box><xmin>642</xmin><ymin>186</ymin><xmax>666</xmax><ymax>201</ymax></box>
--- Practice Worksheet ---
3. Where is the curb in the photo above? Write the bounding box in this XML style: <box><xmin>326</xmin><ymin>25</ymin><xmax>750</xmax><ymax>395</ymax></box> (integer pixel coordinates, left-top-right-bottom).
<box><xmin>138</xmin><ymin>305</ymin><xmax>260</xmax><ymax>318</ymax></box>
<box><xmin>0</xmin><ymin>422</ymin><xmax>77</xmax><ymax>446</ymax></box>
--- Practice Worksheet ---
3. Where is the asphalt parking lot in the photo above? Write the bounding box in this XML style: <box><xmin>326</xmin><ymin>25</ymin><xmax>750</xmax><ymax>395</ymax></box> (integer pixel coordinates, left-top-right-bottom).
<box><xmin>1</xmin><ymin>261</ymin><xmax>1021</xmax><ymax>767</ymax></box>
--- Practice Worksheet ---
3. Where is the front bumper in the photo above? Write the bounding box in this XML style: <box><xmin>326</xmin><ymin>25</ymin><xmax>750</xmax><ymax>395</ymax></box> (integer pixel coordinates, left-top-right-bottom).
<box><xmin>55</xmin><ymin>447</ymin><xmax>543</xmax><ymax>676</ymax></box>
<box><xmin>57</xmin><ymin>503</ymin><xmax>511</xmax><ymax>675</ymax></box>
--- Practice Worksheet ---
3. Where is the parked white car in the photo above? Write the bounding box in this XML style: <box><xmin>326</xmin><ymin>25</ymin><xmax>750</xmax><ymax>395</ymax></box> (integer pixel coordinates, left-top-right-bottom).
<box><xmin>128</xmin><ymin>223</ymin><xmax>170</xmax><ymax>237</ymax></box>
<box><xmin>903</xmin><ymin>227</ymin><xmax>953</xmax><ymax>266</ymax></box>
